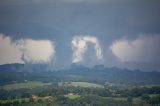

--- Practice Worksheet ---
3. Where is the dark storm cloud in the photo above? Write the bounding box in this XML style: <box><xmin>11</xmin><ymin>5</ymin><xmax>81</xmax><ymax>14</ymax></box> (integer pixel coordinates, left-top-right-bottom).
<box><xmin>0</xmin><ymin>0</ymin><xmax>160</xmax><ymax>70</ymax></box>
<box><xmin>0</xmin><ymin>0</ymin><xmax>160</xmax><ymax>39</ymax></box>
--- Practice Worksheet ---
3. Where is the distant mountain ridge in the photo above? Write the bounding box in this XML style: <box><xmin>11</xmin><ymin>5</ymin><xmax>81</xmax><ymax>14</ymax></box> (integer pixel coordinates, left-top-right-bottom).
<box><xmin>0</xmin><ymin>63</ymin><xmax>160</xmax><ymax>85</ymax></box>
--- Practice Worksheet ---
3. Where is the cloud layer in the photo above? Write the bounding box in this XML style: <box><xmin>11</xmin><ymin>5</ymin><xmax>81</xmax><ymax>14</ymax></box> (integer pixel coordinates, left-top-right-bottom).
<box><xmin>72</xmin><ymin>36</ymin><xmax>103</xmax><ymax>63</ymax></box>
<box><xmin>0</xmin><ymin>34</ymin><xmax>55</xmax><ymax>64</ymax></box>
<box><xmin>110</xmin><ymin>35</ymin><xmax>160</xmax><ymax>63</ymax></box>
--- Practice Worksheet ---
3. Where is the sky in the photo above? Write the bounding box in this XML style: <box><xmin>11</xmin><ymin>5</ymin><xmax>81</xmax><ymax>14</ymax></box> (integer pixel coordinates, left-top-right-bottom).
<box><xmin>0</xmin><ymin>0</ymin><xmax>160</xmax><ymax>71</ymax></box>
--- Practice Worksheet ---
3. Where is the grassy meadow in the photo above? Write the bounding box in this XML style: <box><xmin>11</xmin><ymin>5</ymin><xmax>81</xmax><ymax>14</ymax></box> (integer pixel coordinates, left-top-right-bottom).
<box><xmin>59</xmin><ymin>82</ymin><xmax>103</xmax><ymax>88</ymax></box>
<box><xmin>3</xmin><ymin>81</ymin><xmax>51</xmax><ymax>91</ymax></box>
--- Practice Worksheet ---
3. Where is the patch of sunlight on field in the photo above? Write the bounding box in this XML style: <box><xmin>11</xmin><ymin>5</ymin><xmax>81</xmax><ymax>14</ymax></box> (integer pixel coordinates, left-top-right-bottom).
<box><xmin>113</xmin><ymin>97</ymin><xmax>127</xmax><ymax>101</ymax></box>
<box><xmin>105</xmin><ymin>97</ymin><xmax>127</xmax><ymax>102</ymax></box>
<box><xmin>3</xmin><ymin>81</ymin><xmax>51</xmax><ymax>91</ymax></box>
<box><xmin>59</xmin><ymin>82</ymin><xmax>103</xmax><ymax>88</ymax></box>
<box><xmin>64</xmin><ymin>93</ymin><xmax>81</xmax><ymax>100</ymax></box>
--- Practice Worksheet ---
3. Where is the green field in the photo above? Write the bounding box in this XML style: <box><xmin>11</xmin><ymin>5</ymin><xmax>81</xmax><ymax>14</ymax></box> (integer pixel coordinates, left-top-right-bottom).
<box><xmin>0</xmin><ymin>98</ymin><xmax>30</xmax><ymax>104</ymax></box>
<box><xmin>149</xmin><ymin>94</ymin><xmax>160</xmax><ymax>97</ymax></box>
<box><xmin>59</xmin><ymin>82</ymin><xmax>103</xmax><ymax>88</ymax></box>
<box><xmin>3</xmin><ymin>81</ymin><xmax>51</xmax><ymax>91</ymax></box>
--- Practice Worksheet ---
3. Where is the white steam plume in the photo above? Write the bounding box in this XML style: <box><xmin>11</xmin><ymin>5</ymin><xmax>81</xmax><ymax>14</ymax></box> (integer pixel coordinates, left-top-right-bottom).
<box><xmin>0</xmin><ymin>33</ymin><xmax>55</xmax><ymax>64</ymax></box>
<box><xmin>72</xmin><ymin>35</ymin><xmax>103</xmax><ymax>63</ymax></box>
<box><xmin>110</xmin><ymin>35</ymin><xmax>160</xmax><ymax>63</ymax></box>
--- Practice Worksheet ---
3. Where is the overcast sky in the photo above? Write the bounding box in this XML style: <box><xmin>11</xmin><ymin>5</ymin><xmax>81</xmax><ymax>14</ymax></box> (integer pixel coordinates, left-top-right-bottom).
<box><xmin>0</xmin><ymin>0</ymin><xmax>160</xmax><ymax>71</ymax></box>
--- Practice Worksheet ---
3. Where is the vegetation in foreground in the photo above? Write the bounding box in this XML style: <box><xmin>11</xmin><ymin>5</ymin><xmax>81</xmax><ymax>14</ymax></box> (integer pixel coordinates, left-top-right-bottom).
<box><xmin>0</xmin><ymin>81</ymin><xmax>160</xmax><ymax>106</ymax></box>
<box><xmin>0</xmin><ymin>64</ymin><xmax>160</xmax><ymax>106</ymax></box>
